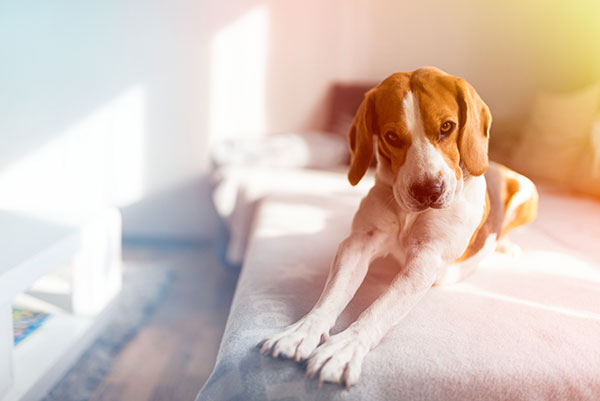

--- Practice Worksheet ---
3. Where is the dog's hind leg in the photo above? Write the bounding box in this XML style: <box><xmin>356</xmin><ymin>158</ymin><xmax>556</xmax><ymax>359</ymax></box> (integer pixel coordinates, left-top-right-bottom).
<box><xmin>495</xmin><ymin>236</ymin><xmax>522</xmax><ymax>257</ymax></box>
<box><xmin>434</xmin><ymin>234</ymin><xmax>497</xmax><ymax>286</ymax></box>
<box><xmin>434</xmin><ymin>260</ymin><xmax>479</xmax><ymax>286</ymax></box>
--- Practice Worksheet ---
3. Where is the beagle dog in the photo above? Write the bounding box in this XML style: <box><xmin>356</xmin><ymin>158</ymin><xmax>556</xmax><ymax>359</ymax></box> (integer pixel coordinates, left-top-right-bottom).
<box><xmin>258</xmin><ymin>67</ymin><xmax>538</xmax><ymax>388</ymax></box>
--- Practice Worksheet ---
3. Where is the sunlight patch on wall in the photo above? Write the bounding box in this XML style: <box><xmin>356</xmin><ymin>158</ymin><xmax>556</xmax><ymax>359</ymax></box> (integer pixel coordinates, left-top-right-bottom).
<box><xmin>106</xmin><ymin>86</ymin><xmax>146</xmax><ymax>206</ymax></box>
<box><xmin>0</xmin><ymin>85</ymin><xmax>146</xmax><ymax>223</ymax></box>
<box><xmin>209</xmin><ymin>4</ymin><xmax>269</xmax><ymax>144</ymax></box>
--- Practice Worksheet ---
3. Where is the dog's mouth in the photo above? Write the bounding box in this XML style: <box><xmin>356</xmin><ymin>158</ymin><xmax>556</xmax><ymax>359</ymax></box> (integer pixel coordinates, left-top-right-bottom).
<box><xmin>406</xmin><ymin>198</ymin><xmax>449</xmax><ymax>212</ymax></box>
<box><xmin>428</xmin><ymin>200</ymin><xmax>448</xmax><ymax>209</ymax></box>
<box><xmin>393</xmin><ymin>186</ymin><xmax>423</xmax><ymax>212</ymax></box>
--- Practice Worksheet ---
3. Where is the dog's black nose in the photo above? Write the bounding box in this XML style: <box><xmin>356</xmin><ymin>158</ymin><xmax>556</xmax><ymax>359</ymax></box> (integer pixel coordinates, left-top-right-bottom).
<box><xmin>410</xmin><ymin>180</ymin><xmax>444</xmax><ymax>205</ymax></box>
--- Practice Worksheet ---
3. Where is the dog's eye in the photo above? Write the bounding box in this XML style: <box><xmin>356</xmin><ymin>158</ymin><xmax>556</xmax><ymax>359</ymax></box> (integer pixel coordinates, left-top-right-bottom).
<box><xmin>384</xmin><ymin>131</ymin><xmax>404</xmax><ymax>147</ymax></box>
<box><xmin>439</xmin><ymin>121</ymin><xmax>456</xmax><ymax>139</ymax></box>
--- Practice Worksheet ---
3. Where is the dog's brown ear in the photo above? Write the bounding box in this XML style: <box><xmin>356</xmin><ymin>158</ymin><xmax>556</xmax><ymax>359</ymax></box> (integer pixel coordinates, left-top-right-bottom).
<box><xmin>348</xmin><ymin>89</ymin><xmax>377</xmax><ymax>185</ymax></box>
<box><xmin>456</xmin><ymin>78</ymin><xmax>491</xmax><ymax>176</ymax></box>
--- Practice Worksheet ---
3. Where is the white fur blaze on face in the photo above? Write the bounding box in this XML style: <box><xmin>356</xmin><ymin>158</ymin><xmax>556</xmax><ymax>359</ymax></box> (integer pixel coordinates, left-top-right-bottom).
<box><xmin>393</xmin><ymin>91</ymin><xmax>459</xmax><ymax>212</ymax></box>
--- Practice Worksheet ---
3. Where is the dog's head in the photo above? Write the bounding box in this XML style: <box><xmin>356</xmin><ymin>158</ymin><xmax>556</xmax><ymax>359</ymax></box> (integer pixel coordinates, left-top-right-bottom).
<box><xmin>347</xmin><ymin>67</ymin><xmax>491</xmax><ymax>212</ymax></box>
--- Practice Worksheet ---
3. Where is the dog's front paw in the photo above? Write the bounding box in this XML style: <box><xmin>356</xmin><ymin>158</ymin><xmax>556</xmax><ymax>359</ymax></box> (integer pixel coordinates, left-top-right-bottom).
<box><xmin>306</xmin><ymin>327</ymin><xmax>369</xmax><ymax>389</ymax></box>
<box><xmin>258</xmin><ymin>315</ymin><xmax>330</xmax><ymax>361</ymax></box>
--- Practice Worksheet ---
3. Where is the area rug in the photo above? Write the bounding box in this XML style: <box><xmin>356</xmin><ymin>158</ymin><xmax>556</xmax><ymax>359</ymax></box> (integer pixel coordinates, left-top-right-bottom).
<box><xmin>42</xmin><ymin>262</ymin><xmax>172</xmax><ymax>401</ymax></box>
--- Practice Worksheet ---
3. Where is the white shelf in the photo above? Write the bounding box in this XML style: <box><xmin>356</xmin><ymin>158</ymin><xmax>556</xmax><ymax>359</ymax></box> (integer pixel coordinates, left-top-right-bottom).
<box><xmin>0</xmin><ymin>212</ymin><xmax>80</xmax><ymax>306</ymax></box>
<box><xmin>0</xmin><ymin>208</ymin><xmax>122</xmax><ymax>401</ymax></box>
<box><xmin>2</xmin><ymin>300</ymin><xmax>116</xmax><ymax>401</ymax></box>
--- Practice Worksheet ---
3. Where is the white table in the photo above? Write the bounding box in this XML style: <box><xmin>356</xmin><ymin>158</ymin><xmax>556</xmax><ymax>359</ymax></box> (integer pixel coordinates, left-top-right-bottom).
<box><xmin>0</xmin><ymin>208</ymin><xmax>121</xmax><ymax>401</ymax></box>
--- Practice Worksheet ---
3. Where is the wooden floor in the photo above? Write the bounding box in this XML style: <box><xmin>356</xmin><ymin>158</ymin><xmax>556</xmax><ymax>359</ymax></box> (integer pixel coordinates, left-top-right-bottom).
<box><xmin>90</xmin><ymin>245</ymin><xmax>239</xmax><ymax>401</ymax></box>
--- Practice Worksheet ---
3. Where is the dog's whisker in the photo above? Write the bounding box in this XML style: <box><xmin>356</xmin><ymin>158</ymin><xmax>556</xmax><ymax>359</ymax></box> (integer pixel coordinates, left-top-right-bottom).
<box><xmin>385</xmin><ymin>194</ymin><xmax>396</xmax><ymax>208</ymax></box>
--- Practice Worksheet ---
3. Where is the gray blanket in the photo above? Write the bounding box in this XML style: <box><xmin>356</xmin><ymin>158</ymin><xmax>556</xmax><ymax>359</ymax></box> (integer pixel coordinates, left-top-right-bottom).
<box><xmin>198</xmin><ymin>180</ymin><xmax>600</xmax><ymax>401</ymax></box>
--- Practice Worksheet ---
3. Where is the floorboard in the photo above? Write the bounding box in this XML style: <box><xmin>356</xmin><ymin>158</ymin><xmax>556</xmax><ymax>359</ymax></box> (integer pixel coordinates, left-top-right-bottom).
<box><xmin>89</xmin><ymin>244</ymin><xmax>238</xmax><ymax>401</ymax></box>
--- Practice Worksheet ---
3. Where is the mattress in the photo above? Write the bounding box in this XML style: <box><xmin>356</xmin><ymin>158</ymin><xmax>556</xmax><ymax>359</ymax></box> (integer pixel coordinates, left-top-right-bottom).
<box><xmin>198</xmin><ymin>168</ymin><xmax>600</xmax><ymax>401</ymax></box>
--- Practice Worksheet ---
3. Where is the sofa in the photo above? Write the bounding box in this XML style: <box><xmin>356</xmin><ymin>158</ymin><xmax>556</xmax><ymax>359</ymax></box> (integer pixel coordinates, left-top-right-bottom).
<box><xmin>196</xmin><ymin>82</ymin><xmax>600</xmax><ymax>401</ymax></box>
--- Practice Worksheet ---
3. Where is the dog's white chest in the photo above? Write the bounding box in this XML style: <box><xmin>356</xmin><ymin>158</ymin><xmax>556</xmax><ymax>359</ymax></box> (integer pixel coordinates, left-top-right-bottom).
<box><xmin>386</xmin><ymin>175</ymin><xmax>487</xmax><ymax>266</ymax></box>
<box><xmin>387</xmin><ymin>211</ymin><xmax>420</xmax><ymax>264</ymax></box>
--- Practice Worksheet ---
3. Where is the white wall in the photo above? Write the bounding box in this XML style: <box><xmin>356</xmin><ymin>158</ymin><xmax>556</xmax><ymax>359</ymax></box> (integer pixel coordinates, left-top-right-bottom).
<box><xmin>244</xmin><ymin>0</ymin><xmax>600</xmax><ymax>132</ymax></box>
<box><xmin>2</xmin><ymin>1</ymin><xmax>598</xmax><ymax>241</ymax></box>
<box><xmin>0</xmin><ymin>0</ymin><xmax>361</xmax><ymax>241</ymax></box>
<box><xmin>0</xmin><ymin>1</ymin><xmax>217</xmax><ymax>240</ymax></box>
<box><xmin>362</xmin><ymin>0</ymin><xmax>600</xmax><ymax>117</ymax></box>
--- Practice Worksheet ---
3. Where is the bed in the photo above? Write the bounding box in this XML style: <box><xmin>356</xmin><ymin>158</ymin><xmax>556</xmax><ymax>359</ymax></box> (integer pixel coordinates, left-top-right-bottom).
<box><xmin>196</xmin><ymin>165</ymin><xmax>600</xmax><ymax>401</ymax></box>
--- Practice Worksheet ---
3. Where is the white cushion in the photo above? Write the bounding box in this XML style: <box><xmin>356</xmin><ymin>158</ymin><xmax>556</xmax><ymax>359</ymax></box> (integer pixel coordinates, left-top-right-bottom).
<box><xmin>510</xmin><ymin>83</ymin><xmax>600</xmax><ymax>197</ymax></box>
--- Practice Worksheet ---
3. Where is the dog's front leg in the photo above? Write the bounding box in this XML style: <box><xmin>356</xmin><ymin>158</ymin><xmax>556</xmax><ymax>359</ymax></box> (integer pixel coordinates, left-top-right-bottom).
<box><xmin>306</xmin><ymin>252</ymin><xmax>441</xmax><ymax>387</ymax></box>
<box><xmin>258</xmin><ymin>229</ymin><xmax>387</xmax><ymax>361</ymax></box>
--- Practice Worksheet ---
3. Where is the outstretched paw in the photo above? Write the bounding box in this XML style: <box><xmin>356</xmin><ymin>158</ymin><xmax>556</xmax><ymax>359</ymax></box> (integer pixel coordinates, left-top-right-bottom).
<box><xmin>258</xmin><ymin>315</ymin><xmax>330</xmax><ymax>362</ymax></box>
<box><xmin>306</xmin><ymin>328</ymin><xmax>369</xmax><ymax>389</ymax></box>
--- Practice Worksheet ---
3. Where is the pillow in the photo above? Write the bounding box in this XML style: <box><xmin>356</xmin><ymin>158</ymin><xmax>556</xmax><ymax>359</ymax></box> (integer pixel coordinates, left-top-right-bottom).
<box><xmin>211</xmin><ymin>131</ymin><xmax>349</xmax><ymax>169</ymax></box>
<box><xmin>509</xmin><ymin>82</ymin><xmax>600</xmax><ymax>197</ymax></box>
<box><xmin>569</xmin><ymin>116</ymin><xmax>600</xmax><ymax>196</ymax></box>
<box><xmin>326</xmin><ymin>83</ymin><xmax>377</xmax><ymax>137</ymax></box>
